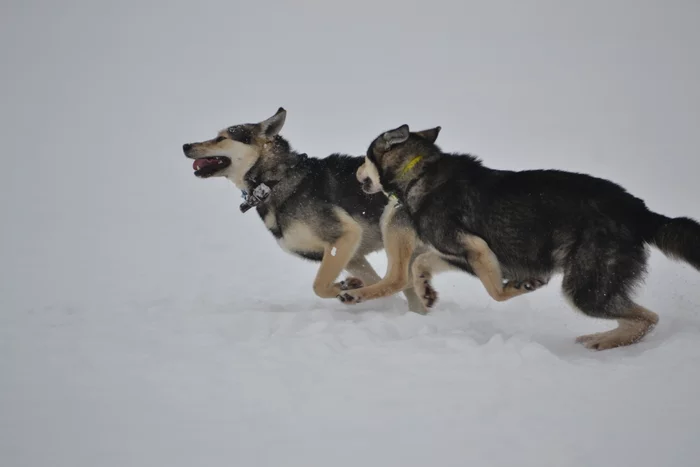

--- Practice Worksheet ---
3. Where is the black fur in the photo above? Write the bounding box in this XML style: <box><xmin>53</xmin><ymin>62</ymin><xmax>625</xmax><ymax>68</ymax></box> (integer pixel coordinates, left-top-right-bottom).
<box><xmin>246</xmin><ymin>151</ymin><xmax>387</xmax><ymax>257</ymax></box>
<box><xmin>227</xmin><ymin>125</ymin><xmax>254</xmax><ymax>145</ymax></box>
<box><xmin>652</xmin><ymin>216</ymin><xmax>700</xmax><ymax>270</ymax></box>
<box><xmin>371</xmin><ymin>133</ymin><xmax>700</xmax><ymax>321</ymax></box>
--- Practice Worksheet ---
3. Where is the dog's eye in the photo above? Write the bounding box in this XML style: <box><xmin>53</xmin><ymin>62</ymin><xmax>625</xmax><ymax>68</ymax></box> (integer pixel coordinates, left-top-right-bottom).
<box><xmin>214</xmin><ymin>136</ymin><xmax>226</xmax><ymax>143</ymax></box>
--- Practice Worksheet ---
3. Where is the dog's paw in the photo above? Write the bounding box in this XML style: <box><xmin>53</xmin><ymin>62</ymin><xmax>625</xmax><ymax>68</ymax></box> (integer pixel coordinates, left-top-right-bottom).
<box><xmin>337</xmin><ymin>291</ymin><xmax>363</xmax><ymax>305</ymax></box>
<box><xmin>415</xmin><ymin>275</ymin><xmax>438</xmax><ymax>309</ymax></box>
<box><xmin>576</xmin><ymin>332</ymin><xmax>629</xmax><ymax>351</ymax></box>
<box><xmin>337</xmin><ymin>277</ymin><xmax>364</xmax><ymax>291</ymax></box>
<box><xmin>422</xmin><ymin>283</ymin><xmax>438</xmax><ymax>308</ymax></box>
<box><xmin>336</xmin><ymin>277</ymin><xmax>364</xmax><ymax>305</ymax></box>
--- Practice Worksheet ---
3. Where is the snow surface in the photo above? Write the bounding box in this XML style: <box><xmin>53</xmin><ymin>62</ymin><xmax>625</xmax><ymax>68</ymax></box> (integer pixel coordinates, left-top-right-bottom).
<box><xmin>3</xmin><ymin>1</ymin><xmax>700</xmax><ymax>466</ymax></box>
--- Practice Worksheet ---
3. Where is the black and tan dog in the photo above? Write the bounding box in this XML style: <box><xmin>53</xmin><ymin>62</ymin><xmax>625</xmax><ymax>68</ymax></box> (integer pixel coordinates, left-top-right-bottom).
<box><xmin>182</xmin><ymin>108</ymin><xmax>429</xmax><ymax>310</ymax></box>
<box><xmin>337</xmin><ymin>127</ymin><xmax>546</xmax><ymax>311</ymax></box>
<box><xmin>341</xmin><ymin>123</ymin><xmax>700</xmax><ymax>350</ymax></box>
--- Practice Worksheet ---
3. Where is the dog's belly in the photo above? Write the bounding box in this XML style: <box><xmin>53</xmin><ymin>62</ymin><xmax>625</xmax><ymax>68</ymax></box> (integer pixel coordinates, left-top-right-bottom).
<box><xmin>276</xmin><ymin>220</ymin><xmax>327</xmax><ymax>257</ymax></box>
<box><xmin>264</xmin><ymin>207</ymin><xmax>379</xmax><ymax>261</ymax></box>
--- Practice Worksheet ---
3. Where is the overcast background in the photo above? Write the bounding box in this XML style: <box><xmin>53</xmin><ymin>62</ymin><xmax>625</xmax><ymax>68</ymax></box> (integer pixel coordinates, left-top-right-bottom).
<box><xmin>2</xmin><ymin>0</ymin><xmax>698</xmax><ymax>310</ymax></box>
<box><xmin>2</xmin><ymin>1</ymin><xmax>700</xmax><ymax>466</ymax></box>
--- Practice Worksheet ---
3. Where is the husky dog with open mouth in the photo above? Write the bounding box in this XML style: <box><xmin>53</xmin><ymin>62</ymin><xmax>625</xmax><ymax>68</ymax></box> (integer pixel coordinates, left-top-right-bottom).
<box><xmin>182</xmin><ymin>108</ymin><xmax>425</xmax><ymax>311</ymax></box>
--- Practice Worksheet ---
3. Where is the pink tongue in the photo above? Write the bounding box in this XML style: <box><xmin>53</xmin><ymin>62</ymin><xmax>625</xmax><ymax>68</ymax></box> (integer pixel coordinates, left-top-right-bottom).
<box><xmin>193</xmin><ymin>158</ymin><xmax>218</xmax><ymax>171</ymax></box>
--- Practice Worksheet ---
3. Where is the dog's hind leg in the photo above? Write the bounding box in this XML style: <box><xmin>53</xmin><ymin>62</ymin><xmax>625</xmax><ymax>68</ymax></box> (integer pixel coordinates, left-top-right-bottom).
<box><xmin>459</xmin><ymin>233</ymin><xmax>542</xmax><ymax>302</ymax></box>
<box><xmin>345</xmin><ymin>256</ymin><xmax>381</xmax><ymax>285</ymax></box>
<box><xmin>563</xmin><ymin>240</ymin><xmax>658</xmax><ymax>350</ymax></box>
<box><xmin>574</xmin><ymin>303</ymin><xmax>658</xmax><ymax>350</ymax></box>
<box><xmin>402</xmin><ymin>287</ymin><xmax>425</xmax><ymax>314</ymax></box>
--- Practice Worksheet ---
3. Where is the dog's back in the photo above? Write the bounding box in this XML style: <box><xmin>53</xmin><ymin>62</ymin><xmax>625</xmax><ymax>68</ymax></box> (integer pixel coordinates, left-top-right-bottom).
<box><xmin>412</xmin><ymin>154</ymin><xmax>659</xmax><ymax>272</ymax></box>
<box><xmin>302</xmin><ymin>154</ymin><xmax>387</xmax><ymax>222</ymax></box>
<box><xmin>249</xmin><ymin>153</ymin><xmax>386</xmax><ymax>259</ymax></box>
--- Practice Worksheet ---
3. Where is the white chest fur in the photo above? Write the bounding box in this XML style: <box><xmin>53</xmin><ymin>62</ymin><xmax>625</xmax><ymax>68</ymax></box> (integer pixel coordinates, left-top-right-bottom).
<box><xmin>263</xmin><ymin>208</ymin><xmax>326</xmax><ymax>254</ymax></box>
<box><xmin>276</xmin><ymin>220</ymin><xmax>326</xmax><ymax>254</ymax></box>
<box><xmin>263</xmin><ymin>210</ymin><xmax>278</xmax><ymax>232</ymax></box>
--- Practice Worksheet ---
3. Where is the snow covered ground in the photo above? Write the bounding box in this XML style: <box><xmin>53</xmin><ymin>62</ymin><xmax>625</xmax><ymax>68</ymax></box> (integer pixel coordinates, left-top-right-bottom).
<box><xmin>3</xmin><ymin>1</ymin><xmax>700</xmax><ymax>466</ymax></box>
<box><xmin>4</xmin><ymin>265</ymin><xmax>700</xmax><ymax>466</ymax></box>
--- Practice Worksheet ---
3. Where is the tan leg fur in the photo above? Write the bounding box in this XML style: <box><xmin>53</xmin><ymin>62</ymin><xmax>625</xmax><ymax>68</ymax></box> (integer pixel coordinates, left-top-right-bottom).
<box><xmin>459</xmin><ymin>233</ymin><xmax>537</xmax><ymax>302</ymax></box>
<box><xmin>411</xmin><ymin>250</ymin><xmax>456</xmax><ymax>310</ymax></box>
<box><xmin>576</xmin><ymin>304</ymin><xmax>659</xmax><ymax>350</ymax></box>
<box><xmin>338</xmin><ymin>225</ymin><xmax>417</xmax><ymax>303</ymax></box>
<box><xmin>312</xmin><ymin>217</ymin><xmax>364</xmax><ymax>299</ymax></box>
<box><xmin>345</xmin><ymin>256</ymin><xmax>382</xmax><ymax>285</ymax></box>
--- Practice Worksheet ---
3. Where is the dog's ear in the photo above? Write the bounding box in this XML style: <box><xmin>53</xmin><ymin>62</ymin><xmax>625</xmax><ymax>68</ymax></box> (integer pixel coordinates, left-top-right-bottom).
<box><xmin>375</xmin><ymin>124</ymin><xmax>410</xmax><ymax>154</ymax></box>
<box><xmin>413</xmin><ymin>126</ymin><xmax>441</xmax><ymax>143</ymax></box>
<box><xmin>384</xmin><ymin>124</ymin><xmax>410</xmax><ymax>146</ymax></box>
<box><xmin>259</xmin><ymin>107</ymin><xmax>286</xmax><ymax>138</ymax></box>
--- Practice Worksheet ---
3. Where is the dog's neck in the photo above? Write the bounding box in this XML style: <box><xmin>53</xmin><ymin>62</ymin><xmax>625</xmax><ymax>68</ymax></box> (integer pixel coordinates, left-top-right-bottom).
<box><xmin>395</xmin><ymin>152</ymin><xmax>485</xmax><ymax>209</ymax></box>
<box><xmin>246</xmin><ymin>152</ymin><xmax>307</xmax><ymax>186</ymax></box>
<box><xmin>227</xmin><ymin>151</ymin><xmax>306</xmax><ymax>192</ymax></box>
<box><xmin>383</xmin><ymin>155</ymin><xmax>427</xmax><ymax>204</ymax></box>
<box><xmin>225</xmin><ymin>159</ymin><xmax>258</xmax><ymax>192</ymax></box>
<box><xmin>238</xmin><ymin>152</ymin><xmax>309</xmax><ymax>212</ymax></box>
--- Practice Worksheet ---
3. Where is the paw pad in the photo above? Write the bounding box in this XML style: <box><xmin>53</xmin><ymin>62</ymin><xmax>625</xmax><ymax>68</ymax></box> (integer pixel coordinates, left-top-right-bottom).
<box><xmin>337</xmin><ymin>293</ymin><xmax>361</xmax><ymax>305</ymax></box>
<box><xmin>422</xmin><ymin>284</ymin><xmax>438</xmax><ymax>308</ymax></box>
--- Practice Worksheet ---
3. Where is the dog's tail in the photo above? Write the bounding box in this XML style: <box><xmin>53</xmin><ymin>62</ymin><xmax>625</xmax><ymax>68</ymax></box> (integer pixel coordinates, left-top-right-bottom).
<box><xmin>647</xmin><ymin>212</ymin><xmax>700</xmax><ymax>271</ymax></box>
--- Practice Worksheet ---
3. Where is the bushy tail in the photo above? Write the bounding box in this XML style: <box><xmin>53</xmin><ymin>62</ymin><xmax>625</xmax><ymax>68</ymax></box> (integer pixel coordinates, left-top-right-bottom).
<box><xmin>649</xmin><ymin>214</ymin><xmax>700</xmax><ymax>271</ymax></box>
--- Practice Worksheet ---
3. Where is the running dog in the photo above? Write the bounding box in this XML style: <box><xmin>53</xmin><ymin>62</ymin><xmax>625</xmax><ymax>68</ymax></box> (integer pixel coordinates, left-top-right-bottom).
<box><xmin>342</xmin><ymin>123</ymin><xmax>700</xmax><ymax>350</ymax></box>
<box><xmin>337</xmin><ymin>126</ymin><xmax>546</xmax><ymax>311</ymax></box>
<box><xmin>182</xmin><ymin>108</ymin><xmax>426</xmax><ymax>310</ymax></box>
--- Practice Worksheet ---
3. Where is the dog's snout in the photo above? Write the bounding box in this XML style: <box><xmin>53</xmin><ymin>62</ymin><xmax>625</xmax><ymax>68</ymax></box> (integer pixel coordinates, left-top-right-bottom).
<box><xmin>183</xmin><ymin>143</ymin><xmax>192</xmax><ymax>154</ymax></box>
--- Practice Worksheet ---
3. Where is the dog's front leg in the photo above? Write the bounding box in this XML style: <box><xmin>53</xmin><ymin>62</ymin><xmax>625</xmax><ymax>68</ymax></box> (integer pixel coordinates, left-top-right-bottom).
<box><xmin>460</xmin><ymin>234</ymin><xmax>540</xmax><ymax>302</ymax></box>
<box><xmin>312</xmin><ymin>225</ymin><xmax>363</xmax><ymax>299</ymax></box>
<box><xmin>338</xmin><ymin>225</ymin><xmax>417</xmax><ymax>305</ymax></box>
<box><xmin>345</xmin><ymin>256</ymin><xmax>381</xmax><ymax>286</ymax></box>
<box><xmin>410</xmin><ymin>250</ymin><xmax>456</xmax><ymax>310</ymax></box>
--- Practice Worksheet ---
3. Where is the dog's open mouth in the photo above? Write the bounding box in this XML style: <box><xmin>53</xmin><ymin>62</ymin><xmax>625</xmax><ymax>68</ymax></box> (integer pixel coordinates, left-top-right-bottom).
<box><xmin>192</xmin><ymin>157</ymin><xmax>231</xmax><ymax>178</ymax></box>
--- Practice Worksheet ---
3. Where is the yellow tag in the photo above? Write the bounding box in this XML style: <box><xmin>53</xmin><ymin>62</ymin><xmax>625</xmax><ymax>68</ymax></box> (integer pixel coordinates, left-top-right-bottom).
<box><xmin>400</xmin><ymin>155</ymin><xmax>423</xmax><ymax>177</ymax></box>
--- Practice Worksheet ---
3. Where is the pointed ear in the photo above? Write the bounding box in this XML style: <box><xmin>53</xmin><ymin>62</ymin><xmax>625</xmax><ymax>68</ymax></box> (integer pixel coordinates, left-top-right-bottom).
<box><xmin>375</xmin><ymin>124</ymin><xmax>410</xmax><ymax>153</ymax></box>
<box><xmin>259</xmin><ymin>107</ymin><xmax>286</xmax><ymax>138</ymax></box>
<box><xmin>383</xmin><ymin>124</ymin><xmax>410</xmax><ymax>146</ymax></box>
<box><xmin>414</xmin><ymin>126</ymin><xmax>441</xmax><ymax>143</ymax></box>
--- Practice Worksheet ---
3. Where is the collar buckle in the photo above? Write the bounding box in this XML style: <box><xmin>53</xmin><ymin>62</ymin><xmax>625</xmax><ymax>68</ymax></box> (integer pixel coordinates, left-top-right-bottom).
<box><xmin>240</xmin><ymin>182</ymin><xmax>272</xmax><ymax>213</ymax></box>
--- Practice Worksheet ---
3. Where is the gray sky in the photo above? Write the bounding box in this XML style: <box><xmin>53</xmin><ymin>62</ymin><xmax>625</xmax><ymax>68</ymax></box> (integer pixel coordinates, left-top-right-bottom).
<box><xmin>1</xmin><ymin>0</ymin><xmax>699</xmax><ymax>309</ymax></box>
